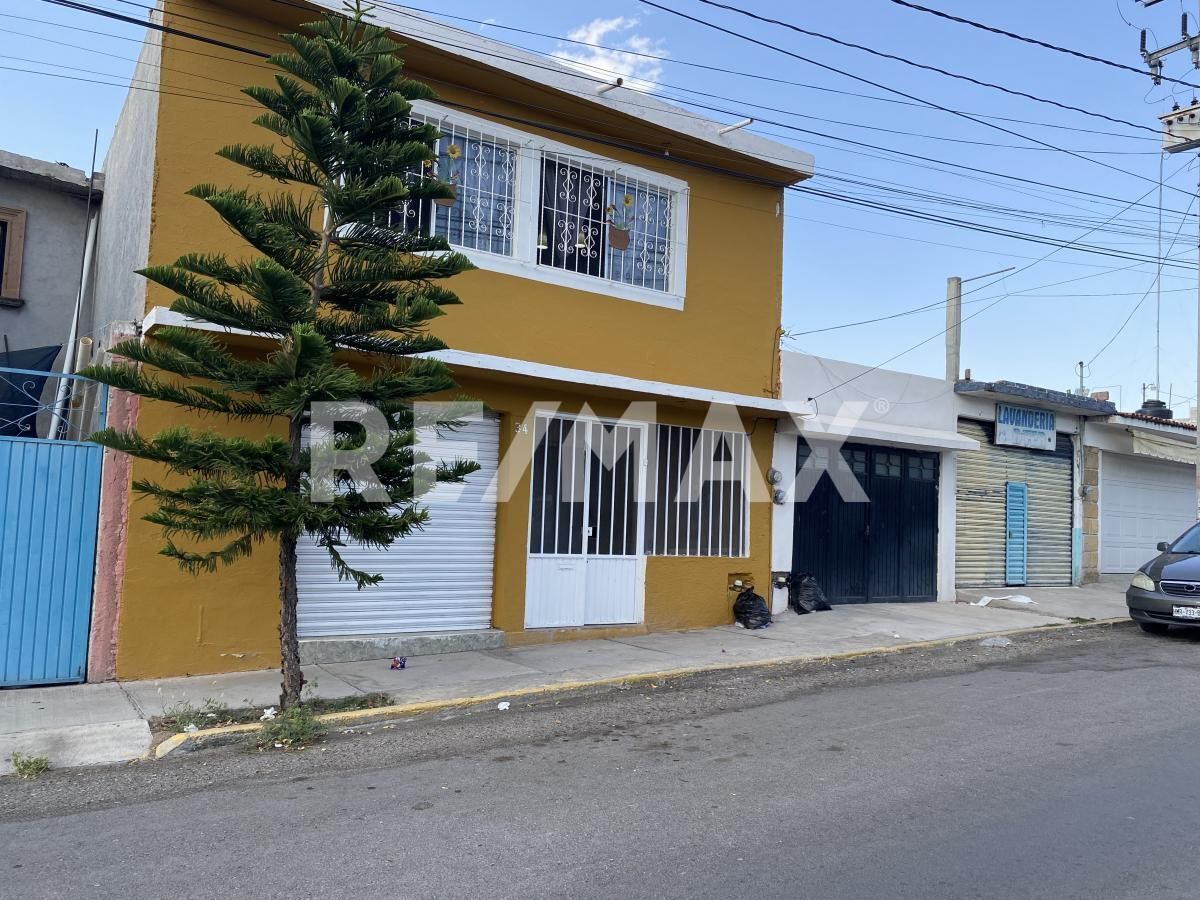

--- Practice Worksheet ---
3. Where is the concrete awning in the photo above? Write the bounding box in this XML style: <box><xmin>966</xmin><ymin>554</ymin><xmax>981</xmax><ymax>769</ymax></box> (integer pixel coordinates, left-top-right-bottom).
<box><xmin>778</xmin><ymin>416</ymin><xmax>979</xmax><ymax>452</ymax></box>
<box><xmin>140</xmin><ymin>307</ymin><xmax>792</xmax><ymax>416</ymax></box>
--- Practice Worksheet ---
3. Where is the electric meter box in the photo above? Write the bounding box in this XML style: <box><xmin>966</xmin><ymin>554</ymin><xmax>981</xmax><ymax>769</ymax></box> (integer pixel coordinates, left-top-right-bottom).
<box><xmin>1160</xmin><ymin>102</ymin><xmax>1200</xmax><ymax>153</ymax></box>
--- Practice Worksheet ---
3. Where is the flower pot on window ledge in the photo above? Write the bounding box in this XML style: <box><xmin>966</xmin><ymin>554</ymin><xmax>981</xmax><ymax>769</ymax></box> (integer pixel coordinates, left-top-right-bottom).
<box><xmin>433</xmin><ymin>189</ymin><xmax>457</xmax><ymax>208</ymax></box>
<box><xmin>608</xmin><ymin>225</ymin><xmax>631</xmax><ymax>250</ymax></box>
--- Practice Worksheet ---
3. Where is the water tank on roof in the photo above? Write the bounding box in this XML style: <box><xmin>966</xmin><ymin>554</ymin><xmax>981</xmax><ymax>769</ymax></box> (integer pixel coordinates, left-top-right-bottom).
<box><xmin>1135</xmin><ymin>398</ymin><xmax>1173</xmax><ymax>420</ymax></box>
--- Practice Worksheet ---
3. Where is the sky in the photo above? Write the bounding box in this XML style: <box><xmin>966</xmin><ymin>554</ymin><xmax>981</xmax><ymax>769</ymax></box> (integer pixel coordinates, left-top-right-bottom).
<box><xmin>1</xmin><ymin>0</ymin><xmax>1198</xmax><ymax>414</ymax></box>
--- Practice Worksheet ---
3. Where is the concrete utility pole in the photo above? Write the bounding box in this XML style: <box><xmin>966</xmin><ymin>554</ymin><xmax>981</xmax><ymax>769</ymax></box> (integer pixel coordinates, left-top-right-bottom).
<box><xmin>943</xmin><ymin>267</ymin><xmax>1014</xmax><ymax>383</ymax></box>
<box><xmin>1139</xmin><ymin>0</ymin><xmax>1200</xmax><ymax>496</ymax></box>
<box><xmin>945</xmin><ymin>276</ymin><xmax>962</xmax><ymax>382</ymax></box>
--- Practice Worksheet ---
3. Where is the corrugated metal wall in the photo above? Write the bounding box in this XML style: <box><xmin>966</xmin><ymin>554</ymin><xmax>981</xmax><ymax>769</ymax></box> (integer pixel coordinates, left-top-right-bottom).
<box><xmin>956</xmin><ymin>419</ymin><xmax>1073</xmax><ymax>588</ymax></box>
<box><xmin>297</xmin><ymin>416</ymin><xmax>499</xmax><ymax>637</ymax></box>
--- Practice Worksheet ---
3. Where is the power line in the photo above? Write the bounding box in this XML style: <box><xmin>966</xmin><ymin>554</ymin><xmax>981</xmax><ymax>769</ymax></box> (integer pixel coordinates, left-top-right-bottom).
<box><xmin>37</xmin><ymin>0</ymin><xmax>270</xmax><ymax>56</ymax></box>
<box><xmin>14</xmin><ymin>20</ymin><xmax>1175</xmax><ymax>240</ymax></box>
<box><xmin>7</xmin><ymin>46</ymin><xmax>1184</xmax><ymax>259</ymax></box>
<box><xmin>643</xmin><ymin>0</ymin><xmax>1198</xmax><ymax>200</ymax></box>
<box><xmin>787</xmin><ymin>248</ymin><xmax>1198</xmax><ymax>337</ymax></box>
<box><xmin>1088</xmin><ymin>192</ymin><xmax>1199</xmax><ymax>365</ymax></box>
<box><xmin>679</xmin><ymin>0</ymin><xmax>1161</xmax><ymax>135</ymax></box>
<box><xmin>24</xmin><ymin>3</ymin><xmax>1198</xmax><ymax>267</ymax></box>
<box><xmin>31</xmin><ymin>0</ymin><xmax>1197</xmax><ymax>222</ymax></box>
<box><xmin>802</xmin><ymin>171</ymin><xmax>1182</xmax><ymax>400</ymax></box>
<box><xmin>22</xmin><ymin>0</ymin><xmax>1199</xmax><ymax>395</ymax></box>
<box><xmin>369</xmin><ymin>0</ymin><xmax>1161</xmax><ymax>141</ymax></box>
<box><xmin>887</xmin><ymin>0</ymin><xmax>1200</xmax><ymax>92</ymax></box>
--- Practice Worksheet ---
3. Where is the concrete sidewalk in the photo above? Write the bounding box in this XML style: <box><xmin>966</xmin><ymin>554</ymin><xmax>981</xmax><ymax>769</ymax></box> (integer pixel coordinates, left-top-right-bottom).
<box><xmin>1</xmin><ymin>578</ymin><xmax>1129</xmax><ymax>774</ymax></box>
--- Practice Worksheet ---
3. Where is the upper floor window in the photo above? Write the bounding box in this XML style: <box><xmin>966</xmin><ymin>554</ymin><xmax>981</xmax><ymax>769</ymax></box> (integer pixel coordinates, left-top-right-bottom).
<box><xmin>394</xmin><ymin>102</ymin><xmax>688</xmax><ymax>310</ymax></box>
<box><xmin>537</xmin><ymin>154</ymin><xmax>675</xmax><ymax>295</ymax></box>
<box><xmin>390</xmin><ymin>118</ymin><xmax>518</xmax><ymax>257</ymax></box>
<box><xmin>0</xmin><ymin>206</ymin><xmax>27</xmax><ymax>302</ymax></box>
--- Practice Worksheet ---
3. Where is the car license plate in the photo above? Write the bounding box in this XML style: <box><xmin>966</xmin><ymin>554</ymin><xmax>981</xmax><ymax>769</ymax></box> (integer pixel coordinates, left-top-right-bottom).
<box><xmin>1173</xmin><ymin>606</ymin><xmax>1200</xmax><ymax>620</ymax></box>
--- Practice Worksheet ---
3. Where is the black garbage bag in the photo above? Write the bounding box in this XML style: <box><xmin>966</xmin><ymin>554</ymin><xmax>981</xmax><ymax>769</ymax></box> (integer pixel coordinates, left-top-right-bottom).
<box><xmin>733</xmin><ymin>587</ymin><xmax>772</xmax><ymax>629</ymax></box>
<box><xmin>788</xmin><ymin>573</ymin><xmax>833</xmax><ymax>614</ymax></box>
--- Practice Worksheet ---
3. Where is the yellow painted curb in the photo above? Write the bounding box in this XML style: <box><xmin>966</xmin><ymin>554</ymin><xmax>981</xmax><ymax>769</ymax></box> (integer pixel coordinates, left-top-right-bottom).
<box><xmin>154</xmin><ymin>722</ymin><xmax>260</xmax><ymax>758</ymax></box>
<box><xmin>152</xmin><ymin>617</ymin><xmax>1128</xmax><ymax>759</ymax></box>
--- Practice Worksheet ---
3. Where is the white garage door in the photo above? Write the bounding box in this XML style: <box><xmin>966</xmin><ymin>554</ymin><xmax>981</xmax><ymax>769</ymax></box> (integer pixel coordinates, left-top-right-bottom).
<box><xmin>1101</xmin><ymin>454</ymin><xmax>1196</xmax><ymax>574</ymax></box>
<box><xmin>297</xmin><ymin>415</ymin><xmax>499</xmax><ymax>636</ymax></box>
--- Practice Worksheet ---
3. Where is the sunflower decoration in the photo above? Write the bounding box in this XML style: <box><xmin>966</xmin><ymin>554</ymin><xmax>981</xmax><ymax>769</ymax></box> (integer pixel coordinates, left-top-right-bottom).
<box><xmin>607</xmin><ymin>193</ymin><xmax>636</xmax><ymax>230</ymax></box>
<box><xmin>434</xmin><ymin>143</ymin><xmax>462</xmax><ymax>186</ymax></box>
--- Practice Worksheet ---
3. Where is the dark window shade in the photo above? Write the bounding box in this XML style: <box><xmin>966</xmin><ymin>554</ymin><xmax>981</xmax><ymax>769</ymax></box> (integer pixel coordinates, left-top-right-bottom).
<box><xmin>538</xmin><ymin>157</ymin><xmax>607</xmax><ymax>279</ymax></box>
<box><xmin>644</xmin><ymin>424</ymin><xmax>748</xmax><ymax>557</ymax></box>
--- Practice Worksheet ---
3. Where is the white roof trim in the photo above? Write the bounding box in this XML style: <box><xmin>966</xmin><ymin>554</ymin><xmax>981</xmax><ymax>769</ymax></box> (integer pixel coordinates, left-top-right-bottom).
<box><xmin>778</xmin><ymin>415</ymin><xmax>979</xmax><ymax>452</ymax></box>
<box><xmin>302</xmin><ymin>1</ymin><xmax>814</xmax><ymax>181</ymax></box>
<box><xmin>141</xmin><ymin>306</ymin><xmax>788</xmax><ymax>413</ymax></box>
<box><xmin>1106</xmin><ymin>414</ymin><xmax>1198</xmax><ymax>436</ymax></box>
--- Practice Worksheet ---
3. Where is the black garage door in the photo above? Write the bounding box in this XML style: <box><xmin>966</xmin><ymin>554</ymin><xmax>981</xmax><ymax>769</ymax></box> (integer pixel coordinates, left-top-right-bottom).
<box><xmin>792</xmin><ymin>440</ymin><xmax>939</xmax><ymax>603</ymax></box>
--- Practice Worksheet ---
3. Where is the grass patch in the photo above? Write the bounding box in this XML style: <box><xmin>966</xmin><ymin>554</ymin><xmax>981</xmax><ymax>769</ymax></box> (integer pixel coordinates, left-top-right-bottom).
<box><xmin>256</xmin><ymin>704</ymin><xmax>326</xmax><ymax>749</ymax></box>
<box><xmin>10</xmin><ymin>752</ymin><xmax>50</xmax><ymax>780</ymax></box>
<box><xmin>1067</xmin><ymin>617</ymin><xmax>1096</xmax><ymax>625</ymax></box>
<box><xmin>161</xmin><ymin>698</ymin><xmax>247</xmax><ymax>733</ymax></box>
<box><xmin>156</xmin><ymin>691</ymin><xmax>394</xmax><ymax>736</ymax></box>
<box><xmin>304</xmin><ymin>692</ymin><xmax>393</xmax><ymax>715</ymax></box>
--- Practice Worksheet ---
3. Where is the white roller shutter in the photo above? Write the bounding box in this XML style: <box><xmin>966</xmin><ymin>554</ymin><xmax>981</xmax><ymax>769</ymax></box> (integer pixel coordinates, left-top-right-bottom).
<box><xmin>956</xmin><ymin>419</ymin><xmax>1074</xmax><ymax>587</ymax></box>
<box><xmin>1101</xmin><ymin>454</ymin><xmax>1196</xmax><ymax>573</ymax></box>
<box><xmin>297</xmin><ymin>415</ymin><xmax>499</xmax><ymax>637</ymax></box>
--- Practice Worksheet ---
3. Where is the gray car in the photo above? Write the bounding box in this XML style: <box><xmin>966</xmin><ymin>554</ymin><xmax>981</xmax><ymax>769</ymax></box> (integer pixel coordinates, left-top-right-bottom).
<box><xmin>1126</xmin><ymin>522</ymin><xmax>1200</xmax><ymax>633</ymax></box>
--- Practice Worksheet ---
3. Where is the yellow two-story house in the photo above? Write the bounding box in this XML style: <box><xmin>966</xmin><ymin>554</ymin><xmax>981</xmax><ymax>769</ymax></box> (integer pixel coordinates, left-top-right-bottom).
<box><xmin>87</xmin><ymin>0</ymin><xmax>814</xmax><ymax>679</ymax></box>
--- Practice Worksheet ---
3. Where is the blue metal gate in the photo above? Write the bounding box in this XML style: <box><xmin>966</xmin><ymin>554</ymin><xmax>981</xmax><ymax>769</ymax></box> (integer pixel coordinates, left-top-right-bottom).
<box><xmin>0</xmin><ymin>366</ymin><xmax>106</xmax><ymax>686</ymax></box>
<box><xmin>1005</xmin><ymin>481</ymin><xmax>1030</xmax><ymax>587</ymax></box>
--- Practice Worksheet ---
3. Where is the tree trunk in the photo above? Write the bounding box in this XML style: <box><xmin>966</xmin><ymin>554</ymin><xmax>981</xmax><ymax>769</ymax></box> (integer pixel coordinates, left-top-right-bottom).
<box><xmin>278</xmin><ymin>414</ymin><xmax>305</xmax><ymax>708</ymax></box>
<box><xmin>278</xmin><ymin>533</ymin><xmax>303</xmax><ymax>708</ymax></box>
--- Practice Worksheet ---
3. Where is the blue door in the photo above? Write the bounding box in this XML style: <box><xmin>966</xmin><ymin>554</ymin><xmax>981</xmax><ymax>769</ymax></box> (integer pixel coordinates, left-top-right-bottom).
<box><xmin>1005</xmin><ymin>482</ymin><xmax>1029</xmax><ymax>587</ymax></box>
<box><xmin>0</xmin><ymin>366</ymin><xmax>105</xmax><ymax>686</ymax></box>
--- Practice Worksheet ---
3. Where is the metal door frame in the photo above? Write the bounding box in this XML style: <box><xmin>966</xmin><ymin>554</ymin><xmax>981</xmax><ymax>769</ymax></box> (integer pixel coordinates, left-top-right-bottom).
<box><xmin>525</xmin><ymin>411</ymin><xmax>648</xmax><ymax>626</ymax></box>
<box><xmin>792</xmin><ymin>439</ymin><xmax>940</xmax><ymax>604</ymax></box>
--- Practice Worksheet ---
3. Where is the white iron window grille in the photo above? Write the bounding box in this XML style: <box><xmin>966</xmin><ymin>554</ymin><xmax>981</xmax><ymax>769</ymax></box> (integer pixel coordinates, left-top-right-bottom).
<box><xmin>389</xmin><ymin>116</ymin><xmax>518</xmax><ymax>257</ymax></box>
<box><xmin>538</xmin><ymin>152</ymin><xmax>676</xmax><ymax>295</ymax></box>
<box><xmin>644</xmin><ymin>424</ymin><xmax>749</xmax><ymax>557</ymax></box>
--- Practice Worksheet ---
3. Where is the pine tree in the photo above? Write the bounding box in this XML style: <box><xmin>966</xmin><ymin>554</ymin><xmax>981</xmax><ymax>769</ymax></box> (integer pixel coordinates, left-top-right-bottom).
<box><xmin>83</xmin><ymin>1</ymin><xmax>478</xmax><ymax>707</ymax></box>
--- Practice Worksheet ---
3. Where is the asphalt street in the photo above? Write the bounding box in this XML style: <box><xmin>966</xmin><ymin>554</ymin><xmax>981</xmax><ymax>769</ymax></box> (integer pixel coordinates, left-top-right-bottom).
<box><xmin>3</xmin><ymin>623</ymin><xmax>1198</xmax><ymax>899</ymax></box>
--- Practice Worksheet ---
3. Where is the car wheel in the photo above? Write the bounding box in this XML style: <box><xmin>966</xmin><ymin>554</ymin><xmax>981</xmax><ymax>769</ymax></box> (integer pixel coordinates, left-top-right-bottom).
<box><xmin>1138</xmin><ymin>621</ymin><xmax>1171</xmax><ymax>635</ymax></box>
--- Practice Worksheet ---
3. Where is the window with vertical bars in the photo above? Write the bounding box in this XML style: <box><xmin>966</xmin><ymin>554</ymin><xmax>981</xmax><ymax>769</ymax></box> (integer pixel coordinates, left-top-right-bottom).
<box><xmin>384</xmin><ymin>104</ymin><xmax>687</xmax><ymax>305</ymax></box>
<box><xmin>538</xmin><ymin>152</ymin><xmax>676</xmax><ymax>295</ymax></box>
<box><xmin>644</xmin><ymin>424</ymin><xmax>749</xmax><ymax>557</ymax></box>
<box><xmin>528</xmin><ymin>416</ymin><xmax>642</xmax><ymax>557</ymax></box>
<box><xmin>389</xmin><ymin>115</ymin><xmax>518</xmax><ymax>257</ymax></box>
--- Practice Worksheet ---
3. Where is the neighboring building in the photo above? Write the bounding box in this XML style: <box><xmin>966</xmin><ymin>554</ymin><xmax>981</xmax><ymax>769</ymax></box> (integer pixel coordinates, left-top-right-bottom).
<box><xmin>0</xmin><ymin>151</ymin><xmax>105</xmax><ymax>689</ymax></box>
<box><xmin>954</xmin><ymin>380</ymin><xmax>1116</xmax><ymax>589</ymax></box>
<box><xmin>1081</xmin><ymin>410</ymin><xmax>1197</xmax><ymax>577</ymax></box>
<box><xmin>772</xmin><ymin>352</ymin><xmax>977</xmax><ymax>610</ymax></box>
<box><xmin>86</xmin><ymin>1</ymin><xmax>813</xmax><ymax>679</ymax></box>
<box><xmin>0</xmin><ymin>149</ymin><xmax>100</xmax><ymax>375</ymax></box>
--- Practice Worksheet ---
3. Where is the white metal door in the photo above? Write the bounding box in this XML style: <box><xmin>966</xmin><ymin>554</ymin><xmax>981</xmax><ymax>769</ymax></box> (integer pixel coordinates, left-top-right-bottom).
<box><xmin>297</xmin><ymin>415</ymin><xmax>499</xmax><ymax>637</ymax></box>
<box><xmin>525</xmin><ymin>414</ymin><xmax>646</xmax><ymax>628</ymax></box>
<box><xmin>1101</xmin><ymin>454</ymin><xmax>1197</xmax><ymax>573</ymax></box>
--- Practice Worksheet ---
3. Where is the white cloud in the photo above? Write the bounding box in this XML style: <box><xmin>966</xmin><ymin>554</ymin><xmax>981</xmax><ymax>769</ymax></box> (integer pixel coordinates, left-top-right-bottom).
<box><xmin>552</xmin><ymin>16</ymin><xmax>668</xmax><ymax>92</ymax></box>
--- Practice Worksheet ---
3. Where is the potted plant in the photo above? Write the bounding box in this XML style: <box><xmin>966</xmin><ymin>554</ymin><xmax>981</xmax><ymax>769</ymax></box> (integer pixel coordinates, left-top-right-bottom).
<box><xmin>606</xmin><ymin>193</ymin><xmax>635</xmax><ymax>250</ymax></box>
<box><xmin>428</xmin><ymin>142</ymin><xmax>462</xmax><ymax>207</ymax></box>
